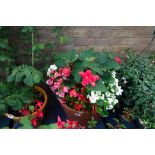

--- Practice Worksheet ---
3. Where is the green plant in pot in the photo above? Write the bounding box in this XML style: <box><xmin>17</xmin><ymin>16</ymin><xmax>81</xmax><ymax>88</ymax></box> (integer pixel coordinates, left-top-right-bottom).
<box><xmin>0</xmin><ymin>27</ymin><xmax>48</xmax><ymax>127</ymax></box>
<box><xmin>46</xmin><ymin>49</ymin><xmax>123</xmax><ymax>128</ymax></box>
<box><xmin>118</xmin><ymin>49</ymin><xmax>155</xmax><ymax>128</ymax></box>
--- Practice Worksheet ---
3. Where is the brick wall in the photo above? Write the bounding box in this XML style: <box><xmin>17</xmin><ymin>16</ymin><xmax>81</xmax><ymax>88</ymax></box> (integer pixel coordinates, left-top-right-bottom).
<box><xmin>36</xmin><ymin>26</ymin><xmax>155</xmax><ymax>53</ymax></box>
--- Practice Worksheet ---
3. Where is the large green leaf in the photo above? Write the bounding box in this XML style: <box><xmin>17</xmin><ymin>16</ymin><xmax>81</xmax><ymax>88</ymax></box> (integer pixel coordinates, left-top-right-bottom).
<box><xmin>72</xmin><ymin>61</ymin><xmax>85</xmax><ymax>83</ymax></box>
<box><xmin>24</xmin><ymin>74</ymin><xmax>33</xmax><ymax>86</ymax></box>
<box><xmin>79</xmin><ymin>49</ymin><xmax>95</xmax><ymax>61</ymax></box>
<box><xmin>87</xmin><ymin>79</ymin><xmax>107</xmax><ymax>92</ymax></box>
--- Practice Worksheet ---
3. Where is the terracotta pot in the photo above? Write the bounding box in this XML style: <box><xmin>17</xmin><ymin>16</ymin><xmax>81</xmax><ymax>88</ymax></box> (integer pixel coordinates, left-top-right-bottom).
<box><xmin>58</xmin><ymin>98</ymin><xmax>101</xmax><ymax>127</ymax></box>
<box><xmin>4</xmin><ymin>86</ymin><xmax>48</xmax><ymax>121</ymax></box>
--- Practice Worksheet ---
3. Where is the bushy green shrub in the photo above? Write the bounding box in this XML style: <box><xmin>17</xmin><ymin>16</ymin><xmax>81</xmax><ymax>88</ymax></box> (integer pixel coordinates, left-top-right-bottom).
<box><xmin>118</xmin><ymin>49</ymin><xmax>155</xmax><ymax>128</ymax></box>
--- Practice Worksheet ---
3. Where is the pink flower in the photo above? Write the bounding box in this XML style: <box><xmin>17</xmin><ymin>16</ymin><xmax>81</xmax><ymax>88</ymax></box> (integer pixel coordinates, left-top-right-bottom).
<box><xmin>31</xmin><ymin>118</ymin><xmax>38</xmax><ymax>128</ymax></box>
<box><xmin>57</xmin><ymin>78</ymin><xmax>63</xmax><ymax>84</ymax></box>
<box><xmin>114</xmin><ymin>57</ymin><xmax>121</xmax><ymax>64</ymax></box>
<box><xmin>46</xmin><ymin>79</ymin><xmax>53</xmax><ymax>85</ymax></box>
<box><xmin>69</xmin><ymin>89</ymin><xmax>78</xmax><ymax>98</ymax></box>
<box><xmin>62</xmin><ymin>86</ymin><xmax>69</xmax><ymax>93</ymax></box>
<box><xmin>56</xmin><ymin>116</ymin><xmax>66</xmax><ymax>129</ymax></box>
<box><xmin>51</xmin><ymin>86</ymin><xmax>56</xmax><ymax>92</ymax></box>
<box><xmin>54</xmin><ymin>82</ymin><xmax>61</xmax><ymax>89</ymax></box>
<box><xmin>62</xmin><ymin>67</ymin><xmax>71</xmax><ymax>77</ymax></box>
<box><xmin>54</xmin><ymin>72</ymin><xmax>61</xmax><ymax>78</ymax></box>
<box><xmin>79</xmin><ymin>70</ymin><xmax>100</xmax><ymax>87</ymax></box>
<box><xmin>56</xmin><ymin>91</ymin><xmax>65</xmax><ymax>98</ymax></box>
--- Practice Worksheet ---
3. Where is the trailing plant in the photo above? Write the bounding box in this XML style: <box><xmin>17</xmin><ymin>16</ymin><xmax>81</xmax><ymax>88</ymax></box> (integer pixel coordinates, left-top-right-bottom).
<box><xmin>20</xmin><ymin>26</ymin><xmax>71</xmax><ymax>74</ymax></box>
<box><xmin>46</xmin><ymin>49</ymin><xmax>123</xmax><ymax>119</ymax></box>
<box><xmin>118</xmin><ymin>49</ymin><xmax>155</xmax><ymax>128</ymax></box>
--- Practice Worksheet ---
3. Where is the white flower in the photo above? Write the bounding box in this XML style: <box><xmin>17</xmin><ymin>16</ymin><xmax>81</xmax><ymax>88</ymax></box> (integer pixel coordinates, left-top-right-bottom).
<box><xmin>105</xmin><ymin>92</ymin><xmax>111</xmax><ymax>97</ymax></box>
<box><xmin>122</xmin><ymin>77</ymin><xmax>127</xmax><ymax>84</ymax></box>
<box><xmin>108</xmin><ymin>104</ymin><xmax>113</xmax><ymax>110</ymax></box>
<box><xmin>100</xmin><ymin>94</ymin><xmax>105</xmax><ymax>100</ymax></box>
<box><xmin>116</xmin><ymin>86</ymin><xmax>123</xmax><ymax>96</ymax></box>
<box><xmin>107</xmin><ymin>98</ymin><xmax>113</xmax><ymax>104</ymax></box>
<box><xmin>112</xmin><ymin>71</ymin><xmax>116</xmax><ymax>78</ymax></box>
<box><xmin>113</xmin><ymin>99</ymin><xmax>118</xmax><ymax>104</ymax></box>
<box><xmin>50</xmin><ymin>64</ymin><xmax>57</xmax><ymax>70</ymax></box>
<box><xmin>115</xmin><ymin>78</ymin><xmax>119</xmax><ymax>85</ymax></box>
<box><xmin>47</xmin><ymin>68</ymin><xmax>51</xmax><ymax>77</ymax></box>
<box><xmin>89</xmin><ymin>96</ymin><xmax>97</xmax><ymax>103</ymax></box>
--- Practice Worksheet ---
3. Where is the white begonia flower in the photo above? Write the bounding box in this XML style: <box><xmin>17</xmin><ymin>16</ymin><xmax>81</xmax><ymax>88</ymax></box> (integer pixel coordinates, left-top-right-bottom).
<box><xmin>116</xmin><ymin>86</ymin><xmax>123</xmax><ymax>96</ymax></box>
<box><xmin>50</xmin><ymin>64</ymin><xmax>57</xmax><ymax>70</ymax></box>
<box><xmin>105</xmin><ymin>92</ymin><xmax>111</xmax><ymax>97</ymax></box>
<box><xmin>112</xmin><ymin>71</ymin><xmax>116</xmax><ymax>78</ymax></box>
<box><xmin>89</xmin><ymin>96</ymin><xmax>97</xmax><ymax>103</ymax></box>
<box><xmin>111</xmin><ymin>95</ymin><xmax>116</xmax><ymax>99</ymax></box>
<box><xmin>122</xmin><ymin>77</ymin><xmax>127</xmax><ymax>84</ymax></box>
<box><xmin>47</xmin><ymin>68</ymin><xmax>51</xmax><ymax>76</ymax></box>
<box><xmin>108</xmin><ymin>104</ymin><xmax>113</xmax><ymax>110</ymax></box>
<box><xmin>115</xmin><ymin>78</ymin><xmax>119</xmax><ymax>85</ymax></box>
<box><xmin>100</xmin><ymin>94</ymin><xmax>105</xmax><ymax>100</ymax></box>
<box><xmin>113</xmin><ymin>99</ymin><xmax>118</xmax><ymax>104</ymax></box>
<box><xmin>107</xmin><ymin>98</ymin><xmax>113</xmax><ymax>104</ymax></box>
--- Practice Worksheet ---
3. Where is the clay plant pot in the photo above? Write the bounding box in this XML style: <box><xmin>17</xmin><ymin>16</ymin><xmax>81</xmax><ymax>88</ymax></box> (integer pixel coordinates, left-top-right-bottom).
<box><xmin>58</xmin><ymin>98</ymin><xmax>101</xmax><ymax>127</ymax></box>
<box><xmin>4</xmin><ymin>86</ymin><xmax>48</xmax><ymax>121</ymax></box>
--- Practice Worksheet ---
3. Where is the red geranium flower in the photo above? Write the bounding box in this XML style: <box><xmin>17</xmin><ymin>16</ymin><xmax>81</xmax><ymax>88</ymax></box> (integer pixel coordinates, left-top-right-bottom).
<box><xmin>66</xmin><ymin>120</ymin><xmax>79</xmax><ymax>129</ymax></box>
<box><xmin>74</xmin><ymin>104</ymin><xmax>82</xmax><ymax>111</ymax></box>
<box><xmin>35</xmin><ymin>100</ymin><xmax>43</xmax><ymax>109</ymax></box>
<box><xmin>114</xmin><ymin>57</ymin><xmax>121</xmax><ymax>64</ymax></box>
<box><xmin>56</xmin><ymin>116</ymin><xmax>66</xmax><ymax>129</ymax></box>
<box><xmin>31</xmin><ymin>118</ymin><xmax>38</xmax><ymax>128</ymax></box>
<box><xmin>69</xmin><ymin>89</ymin><xmax>78</xmax><ymax>98</ymax></box>
<box><xmin>36</xmin><ymin>111</ymin><xmax>44</xmax><ymax>119</ymax></box>
<box><xmin>79</xmin><ymin>70</ymin><xmax>99</xmax><ymax>87</ymax></box>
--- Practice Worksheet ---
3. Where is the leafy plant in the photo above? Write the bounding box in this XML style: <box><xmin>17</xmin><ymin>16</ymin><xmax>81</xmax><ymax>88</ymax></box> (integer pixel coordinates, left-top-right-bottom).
<box><xmin>47</xmin><ymin>49</ymin><xmax>122</xmax><ymax>119</ymax></box>
<box><xmin>118</xmin><ymin>49</ymin><xmax>155</xmax><ymax>128</ymax></box>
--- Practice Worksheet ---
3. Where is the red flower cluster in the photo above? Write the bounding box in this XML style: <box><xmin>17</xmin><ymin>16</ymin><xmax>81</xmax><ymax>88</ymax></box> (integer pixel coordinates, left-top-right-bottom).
<box><xmin>56</xmin><ymin>116</ymin><xmax>85</xmax><ymax>129</ymax></box>
<box><xmin>19</xmin><ymin>100</ymin><xmax>44</xmax><ymax>128</ymax></box>
<box><xmin>79</xmin><ymin>70</ymin><xmax>100</xmax><ymax>87</ymax></box>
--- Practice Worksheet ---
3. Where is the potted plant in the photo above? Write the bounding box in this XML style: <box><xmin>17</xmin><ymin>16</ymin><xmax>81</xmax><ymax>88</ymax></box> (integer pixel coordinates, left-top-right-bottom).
<box><xmin>0</xmin><ymin>27</ymin><xmax>48</xmax><ymax>125</ymax></box>
<box><xmin>46</xmin><ymin>49</ymin><xmax>123</xmax><ymax>127</ymax></box>
<box><xmin>117</xmin><ymin>49</ymin><xmax>155</xmax><ymax>128</ymax></box>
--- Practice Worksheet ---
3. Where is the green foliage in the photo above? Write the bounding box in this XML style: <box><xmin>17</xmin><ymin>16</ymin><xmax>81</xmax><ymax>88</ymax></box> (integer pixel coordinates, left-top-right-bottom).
<box><xmin>118</xmin><ymin>49</ymin><xmax>155</xmax><ymax>128</ymax></box>
<box><xmin>19</xmin><ymin>116</ymin><xmax>57</xmax><ymax>129</ymax></box>
<box><xmin>7</xmin><ymin>65</ymin><xmax>43</xmax><ymax>86</ymax></box>
<box><xmin>88</xmin><ymin>117</ymin><xmax>97</xmax><ymax>128</ymax></box>
<box><xmin>106</xmin><ymin>118</ymin><xmax>127</xmax><ymax>129</ymax></box>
